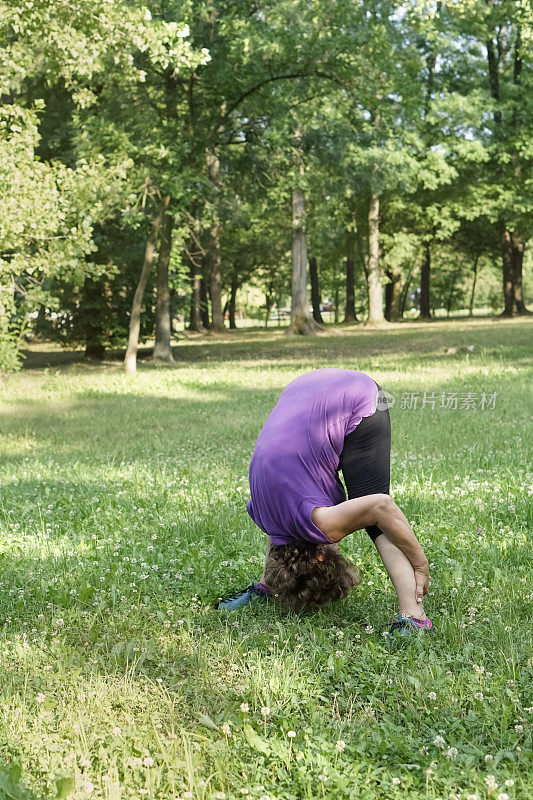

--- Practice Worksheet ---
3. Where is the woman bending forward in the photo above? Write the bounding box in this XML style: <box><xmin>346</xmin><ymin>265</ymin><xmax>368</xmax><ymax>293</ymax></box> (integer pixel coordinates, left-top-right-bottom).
<box><xmin>217</xmin><ymin>369</ymin><xmax>433</xmax><ymax>637</ymax></box>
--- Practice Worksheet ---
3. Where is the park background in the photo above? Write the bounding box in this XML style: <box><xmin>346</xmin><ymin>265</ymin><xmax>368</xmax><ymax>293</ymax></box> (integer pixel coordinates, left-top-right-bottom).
<box><xmin>0</xmin><ymin>2</ymin><xmax>532</xmax><ymax>800</ymax></box>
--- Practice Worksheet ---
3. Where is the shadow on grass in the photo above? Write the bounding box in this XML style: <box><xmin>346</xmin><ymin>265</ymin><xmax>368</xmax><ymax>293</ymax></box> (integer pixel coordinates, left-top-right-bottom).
<box><xmin>18</xmin><ymin>318</ymin><xmax>533</xmax><ymax>371</ymax></box>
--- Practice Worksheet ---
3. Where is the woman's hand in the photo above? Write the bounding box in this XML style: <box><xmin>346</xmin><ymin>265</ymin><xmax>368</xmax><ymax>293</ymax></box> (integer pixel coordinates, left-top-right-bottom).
<box><xmin>414</xmin><ymin>561</ymin><xmax>430</xmax><ymax>604</ymax></box>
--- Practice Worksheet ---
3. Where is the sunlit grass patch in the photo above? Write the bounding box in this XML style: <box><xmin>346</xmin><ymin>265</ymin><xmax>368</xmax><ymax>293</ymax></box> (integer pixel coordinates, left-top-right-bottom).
<box><xmin>0</xmin><ymin>319</ymin><xmax>532</xmax><ymax>799</ymax></box>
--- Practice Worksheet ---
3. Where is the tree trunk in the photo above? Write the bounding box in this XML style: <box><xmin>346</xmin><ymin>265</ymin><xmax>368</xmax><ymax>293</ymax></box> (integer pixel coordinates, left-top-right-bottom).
<box><xmin>499</xmin><ymin>225</ymin><xmax>514</xmax><ymax>316</ymax></box>
<box><xmin>384</xmin><ymin>270</ymin><xmax>402</xmax><ymax>322</ymax></box>
<box><xmin>152</xmin><ymin>211</ymin><xmax>174</xmax><ymax>361</ymax></box>
<box><xmin>206</xmin><ymin>149</ymin><xmax>225</xmax><ymax>332</ymax></box>
<box><xmin>343</xmin><ymin>227</ymin><xmax>357</xmax><ymax>324</ymax></box>
<box><xmin>511</xmin><ymin>232</ymin><xmax>528</xmax><ymax>313</ymax></box>
<box><xmin>229</xmin><ymin>268</ymin><xmax>239</xmax><ymax>329</ymax></box>
<box><xmin>367</xmin><ymin>191</ymin><xmax>384</xmax><ymax>322</ymax></box>
<box><xmin>400</xmin><ymin>273</ymin><xmax>412</xmax><ymax>317</ymax></box>
<box><xmin>265</xmin><ymin>288</ymin><xmax>274</xmax><ymax>328</ymax></box>
<box><xmin>309</xmin><ymin>256</ymin><xmax>324</xmax><ymax>324</ymax></box>
<box><xmin>286</xmin><ymin>178</ymin><xmax>318</xmax><ymax>335</ymax></box>
<box><xmin>334</xmin><ymin>281</ymin><xmax>339</xmax><ymax>324</ymax></box>
<box><xmin>124</xmin><ymin>194</ymin><xmax>169</xmax><ymax>374</ymax></box>
<box><xmin>419</xmin><ymin>243</ymin><xmax>432</xmax><ymax>320</ymax></box>
<box><xmin>199</xmin><ymin>274</ymin><xmax>210</xmax><ymax>329</ymax></box>
<box><xmin>446</xmin><ymin>268</ymin><xmax>459</xmax><ymax>317</ymax></box>
<box><xmin>468</xmin><ymin>256</ymin><xmax>479</xmax><ymax>317</ymax></box>
<box><xmin>188</xmin><ymin>257</ymin><xmax>202</xmax><ymax>331</ymax></box>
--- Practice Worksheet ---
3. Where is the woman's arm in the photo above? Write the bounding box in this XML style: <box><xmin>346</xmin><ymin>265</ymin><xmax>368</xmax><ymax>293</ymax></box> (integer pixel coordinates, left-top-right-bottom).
<box><xmin>311</xmin><ymin>494</ymin><xmax>429</xmax><ymax>601</ymax></box>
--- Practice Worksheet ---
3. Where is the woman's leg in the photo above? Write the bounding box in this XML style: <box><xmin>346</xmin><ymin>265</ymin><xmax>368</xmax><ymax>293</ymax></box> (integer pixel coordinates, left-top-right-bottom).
<box><xmin>374</xmin><ymin>533</ymin><xmax>427</xmax><ymax>619</ymax></box>
<box><xmin>338</xmin><ymin>384</ymin><xmax>428</xmax><ymax>618</ymax></box>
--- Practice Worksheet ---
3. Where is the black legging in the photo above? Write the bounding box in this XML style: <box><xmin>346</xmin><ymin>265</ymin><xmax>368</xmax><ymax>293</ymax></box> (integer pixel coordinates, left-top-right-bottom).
<box><xmin>338</xmin><ymin>382</ymin><xmax>391</xmax><ymax>542</ymax></box>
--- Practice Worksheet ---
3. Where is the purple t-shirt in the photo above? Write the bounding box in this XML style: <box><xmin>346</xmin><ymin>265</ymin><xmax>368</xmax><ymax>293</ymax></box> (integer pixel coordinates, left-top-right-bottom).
<box><xmin>246</xmin><ymin>369</ymin><xmax>379</xmax><ymax>545</ymax></box>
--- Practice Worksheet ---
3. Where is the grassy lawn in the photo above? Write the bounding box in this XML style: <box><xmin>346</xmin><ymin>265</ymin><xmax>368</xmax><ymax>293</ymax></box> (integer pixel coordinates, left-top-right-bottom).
<box><xmin>0</xmin><ymin>317</ymin><xmax>531</xmax><ymax>800</ymax></box>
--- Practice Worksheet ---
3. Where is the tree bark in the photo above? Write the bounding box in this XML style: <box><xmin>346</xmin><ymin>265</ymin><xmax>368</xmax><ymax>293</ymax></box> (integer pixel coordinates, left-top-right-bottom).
<box><xmin>419</xmin><ymin>243</ymin><xmax>432</xmax><ymax>320</ymax></box>
<box><xmin>309</xmin><ymin>256</ymin><xmax>324</xmax><ymax>324</ymax></box>
<box><xmin>468</xmin><ymin>256</ymin><xmax>479</xmax><ymax>317</ymax></box>
<box><xmin>511</xmin><ymin>232</ymin><xmax>528</xmax><ymax>313</ymax></box>
<box><xmin>384</xmin><ymin>270</ymin><xmax>402</xmax><ymax>322</ymax></box>
<box><xmin>199</xmin><ymin>274</ymin><xmax>210</xmax><ymax>328</ymax></box>
<box><xmin>124</xmin><ymin>194</ymin><xmax>169</xmax><ymax>374</ymax></box>
<box><xmin>188</xmin><ymin>256</ymin><xmax>202</xmax><ymax>331</ymax></box>
<box><xmin>400</xmin><ymin>272</ymin><xmax>413</xmax><ymax>317</ymax></box>
<box><xmin>367</xmin><ymin>191</ymin><xmax>384</xmax><ymax>322</ymax></box>
<box><xmin>499</xmin><ymin>225</ymin><xmax>515</xmax><ymax>316</ymax></box>
<box><xmin>206</xmin><ymin>149</ymin><xmax>225</xmax><ymax>332</ymax></box>
<box><xmin>343</xmin><ymin>227</ymin><xmax>357</xmax><ymax>324</ymax></box>
<box><xmin>265</xmin><ymin>286</ymin><xmax>274</xmax><ymax>328</ymax></box>
<box><xmin>286</xmin><ymin>178</ymin><xmax>318</xmax><ymax>335</ymax></box>
<box><xmin>229</xmin><ymin>268</ymin><xmax>239</xmax><ymax>329</ymax></box>
<box><xmin>446</xmin><ymin>268</ymin><xmax>459</xmax><ymax>317</ymax></box>
<box><xmin>152</xmin><ymin>211</ymin><xmax>174</xmax><ymax>361</ymax></box>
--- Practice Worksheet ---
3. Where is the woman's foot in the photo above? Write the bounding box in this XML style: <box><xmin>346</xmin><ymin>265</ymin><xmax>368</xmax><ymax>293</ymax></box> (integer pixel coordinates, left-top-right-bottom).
<box><xmin>387</xmin><ymin>613</ymin><xmax>434</xmax><ymax>642</ymax></box>
<box><xmin>216</xmin><ymin>582</ymin><xmax>271</xmax><ymax>610</ymax></box>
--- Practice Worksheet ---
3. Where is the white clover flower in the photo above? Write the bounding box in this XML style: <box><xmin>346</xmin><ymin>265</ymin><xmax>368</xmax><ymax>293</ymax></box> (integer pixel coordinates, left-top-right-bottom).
<box><xmin>336</xmin><ymin>740</ymin><xmax>346</xmax><ymax>752</ymax></box>
<box><xmin>318</xmin><ymin>773</ymin><xmax>328</xmax><ymax>783</ymax></box>
<box><xmin>420</xmin><ymin>746</ymin><xmax>429</xmax><ymax>756</ymax></box>
<box><xmin>466</xmin><ymin>794</ymin><xmax>478</xmax><ymax>800</ymax></box>
<box><xmin>428</xmin><ymin>691</ymin><xmax>437</xmax><ymax>700</ymax></box>
<box><xmin>240</xmin><ymin>702</ymin><xmax>250</xmax><ymax>713</ymax></box>
<box><xmin>474</xmin><ymin>691</ymin><xmax>484</xmax><ymax>700</ymax></box>
<box><xmin>287</xmin><ymin>730</ymin><xmax>296</xmax><ymax>738</ymax></box>
<box><xmin>485</xmin><ymin>775</ymin><xmax>498</xmax><ymax>790</ymax></box>
<box><xmin>36</xmin><ymin>693</ymin><xmax>46</xmax><ymax>703</ymax></box>
<box><xmin>82</xmin><ymin>781</ymin><xmax>95</xmax><ymax>795</ymax></box>
<box><xmin>143</xmin><ymin>757</ymin><xmax>154</xmax><ymax>767</ymax></box>
<box><xmin>221</xmin><ymin>722</ymin><xmax>231</xmax><ymax>736</ymax></box>
<box><xmin>261</xmin><ymin>706</ymin><xmax>270</xmax><ymax>717</ymax></box>
<box><xmin>445</xmin><ymin>746</ymin><xmax>458</xmax><ymax>760</ymax></box>
<box><xmin>112</xmin><ymin>726</ymin><xmax>122</xmax><ymax>736</ymax></box>
<box><xmin>497</xmin><ymin>794</ymin><xmax>509</xmax><ymax>800</ymax></box>
<box><xmin>485</xmin><ymin>754</ymin><xmax>494</xmax><ymax>763</ymax></box>
<box><xmin>514</xmin><ymin>724</ymin><xmax>523</xmax><ymax>732</ymax></box>
<box><xmin>335</xmin><ymin>650</ymin><xmax>343</xmax><ymax>658</ymax></box>
<box><xmin>392</xmin><ymin>776</ymin><xmax>401</xmax><ymax>785</ymax></box>
<box><xmin>433</xmin><ymin>734</ymin><xmax>445</xmax><ymax>748</ymax></box>
<box><xmin>504</xmin><ymin>780</ymin><xmax>514</xmax><ymax>788</ymax></box>
<box><xmin>215</xmin><ymin>793</ymin><xmax>226</xmax><ymax>800</ymax></box>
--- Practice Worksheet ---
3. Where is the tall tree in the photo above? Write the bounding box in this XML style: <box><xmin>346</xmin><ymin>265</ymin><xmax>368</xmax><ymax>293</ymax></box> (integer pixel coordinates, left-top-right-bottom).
<box><xmin>152</xmin><ymin>209</ymin><xmax>175</xmax><ymax>362</ymax></box>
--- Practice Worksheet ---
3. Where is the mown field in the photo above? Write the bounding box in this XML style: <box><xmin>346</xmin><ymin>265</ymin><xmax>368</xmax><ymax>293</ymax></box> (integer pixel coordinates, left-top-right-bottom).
<box><xmin>0</xmin><ymin>317</ymin><xmax>531</xmax><ymax>800</ymax></box>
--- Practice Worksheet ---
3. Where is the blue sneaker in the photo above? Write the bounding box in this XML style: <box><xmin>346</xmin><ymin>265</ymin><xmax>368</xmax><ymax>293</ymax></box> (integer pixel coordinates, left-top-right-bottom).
<box><xmin>216</xmin><ymin>582</ymin><xmax>271</xmax><ymax>610</ymax></box>
<box><xmin>387</xmin><ymin>614</ymin><xmax>434</xmax><ymax>644</ymax></box>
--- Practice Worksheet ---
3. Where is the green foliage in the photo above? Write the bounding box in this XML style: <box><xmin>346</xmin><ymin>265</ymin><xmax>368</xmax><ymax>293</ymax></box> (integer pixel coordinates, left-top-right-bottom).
<box><xmin>0</xmin><ymin>0</ymin><xmax>531</xmax><ymax>366</ymax></box>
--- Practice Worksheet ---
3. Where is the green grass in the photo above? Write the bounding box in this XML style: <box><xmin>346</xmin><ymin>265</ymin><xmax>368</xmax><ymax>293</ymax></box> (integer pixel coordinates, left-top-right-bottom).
<box><xmin>0</xmin><ymin>317</ymin><xmax>532</xmax><ymax>800</ymax></box>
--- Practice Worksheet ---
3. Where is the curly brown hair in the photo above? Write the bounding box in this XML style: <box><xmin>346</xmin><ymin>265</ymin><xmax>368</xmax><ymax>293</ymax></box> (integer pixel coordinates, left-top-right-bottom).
<box><xmin>263</xmin><ymin>542</ymin><xmax>361</xmax><ymax>611</ymax></box>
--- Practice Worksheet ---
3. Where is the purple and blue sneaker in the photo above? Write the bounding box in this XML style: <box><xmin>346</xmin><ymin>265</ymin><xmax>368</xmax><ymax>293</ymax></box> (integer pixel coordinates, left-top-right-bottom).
<box><xmin>387</xmin><ymin>614</ymin><xmax>434</xmax><ymax>644</ymax></box>
<box><xmin>216</xmin><ymin>582</ymin><xmax>271</xmax><ymax>610</ymax></box>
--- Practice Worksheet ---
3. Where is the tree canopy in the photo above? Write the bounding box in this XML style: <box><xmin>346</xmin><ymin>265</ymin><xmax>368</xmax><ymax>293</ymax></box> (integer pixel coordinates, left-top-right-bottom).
<box><xmin>1</xmin><ymin>0</ymin><xmax>531</xmax><ymax>371</ymax></box>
